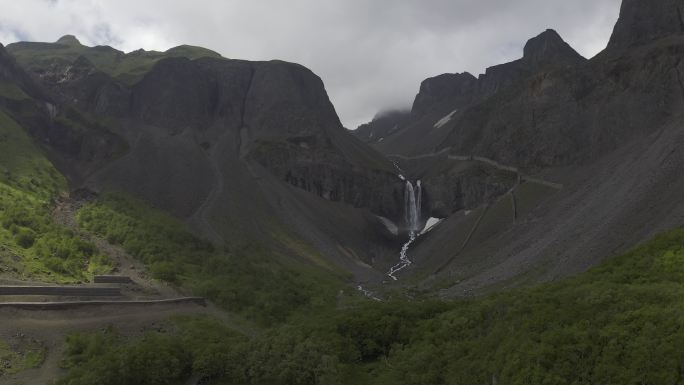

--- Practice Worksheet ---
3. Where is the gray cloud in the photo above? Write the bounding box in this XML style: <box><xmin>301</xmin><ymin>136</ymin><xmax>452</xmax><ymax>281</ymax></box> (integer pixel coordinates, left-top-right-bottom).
<box><xmin>0</xmin><ymin>0</ymin><xmax>621</xmax><ymax>128</ymax></box>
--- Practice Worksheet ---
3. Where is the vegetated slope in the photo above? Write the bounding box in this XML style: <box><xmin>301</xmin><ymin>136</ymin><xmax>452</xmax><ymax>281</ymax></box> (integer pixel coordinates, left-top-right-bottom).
<box><xmin>54</xmin><ymin>222</ymin><xmax>684</xmax><ymax>384</ymax></box>
<box><xmin>76</xmin><ymin>192</ymin><xmax>345</xmax><ymax>326</ymax></box>
<box><xmin>0</xmin><ymin>39</ymin><xmax>352</xmax><ymax>323</ymax></box>
<box><xmin>7</xmin><ymin>35</ymin><xmax>221</xmax><ymax>86</ymax></box>
<box><xmin>355</xmin><ymin>0</ymin><xmax>684</xmax><ymax>293</ymax></box>
<box><xmin>3</xmin><ymin>37</ymin><xmax>408</xmax><ymax>285</ymax></box>
<box><xmin>0</xmin><ymin>43</ymin><xmax>353</xmax><ymax>382</ymax></box>
<box><xmin>0</xmin><ymin>102</ymin><xmax>112</xmax><ymax>284</ymax></box>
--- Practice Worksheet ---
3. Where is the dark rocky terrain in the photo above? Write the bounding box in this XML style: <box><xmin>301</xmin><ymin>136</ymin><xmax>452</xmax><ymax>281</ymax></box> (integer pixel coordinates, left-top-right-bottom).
<box><xmin>0</xmin><ymin>37</ymin><xmax>410</xmax><ymax>286</ymax></box>
<box><xmin>356</xmin><ymin>0</ymin><xmax>684</xmax><ymax>293</ymax></box>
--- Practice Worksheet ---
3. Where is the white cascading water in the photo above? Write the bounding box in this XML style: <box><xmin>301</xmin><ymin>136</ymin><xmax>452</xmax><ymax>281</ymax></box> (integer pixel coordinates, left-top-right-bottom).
<box><xmin>388</xmin><ymin>180</ymin><xmax>422</xmax><ymax>280</ymax></box>
<box><xmin>415</xmin><ymin>180</ymin><xmax>422</xmax><ymax>223</ymax></box>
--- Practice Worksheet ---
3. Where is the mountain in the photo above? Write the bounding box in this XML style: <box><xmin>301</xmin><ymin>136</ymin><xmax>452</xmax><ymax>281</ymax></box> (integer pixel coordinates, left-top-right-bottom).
<box><xmin>355</xmin><ymin>0</ymin><xmax>684</xmax><ymax>294</ymax></box>
<box><xmin>607</xmin><ymin>0</ymin><xmax>684</xmax><ymax>49</ymax></box>
<box><xmin>6</xmin><ymin>0</ymin><xmax>684</xmax><ymax>383</ymax></box>
<box><xmin>365</xmin><ymin>28</ymin><xmax>587</xmax><ymax>158</ymax></box>
<box><xmin>3</xmin><ymin>0</ymin><xmax>684</xmax><ymax>297</ymax></box>
<box><xmin>1</xmin><ymin>36</ymin><xmax>412</xmax><ymax>286</ymax></box>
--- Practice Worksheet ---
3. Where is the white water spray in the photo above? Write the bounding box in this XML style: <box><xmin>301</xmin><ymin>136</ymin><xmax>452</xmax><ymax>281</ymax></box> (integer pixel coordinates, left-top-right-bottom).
<box><xmin>388</xmin><ymin>180</ymin><xmax>422</xmax><ymax>280</ymax></box>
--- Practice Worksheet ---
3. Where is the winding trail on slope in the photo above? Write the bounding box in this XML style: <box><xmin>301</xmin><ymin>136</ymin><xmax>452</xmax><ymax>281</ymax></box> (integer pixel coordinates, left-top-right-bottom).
<box><xmin>387</xmin><ymin>149</ymin><xmax>563</xmax><ymax>190</ymax></box>
<box><xmin>191</xmin><ymin>67</ymin><xmax>256</xmax><ymax>245</ymax></box>
<box><xmin>188</xmin><ymin>134</ymin><xmax>230</xmax><ymax>246</ymax></box>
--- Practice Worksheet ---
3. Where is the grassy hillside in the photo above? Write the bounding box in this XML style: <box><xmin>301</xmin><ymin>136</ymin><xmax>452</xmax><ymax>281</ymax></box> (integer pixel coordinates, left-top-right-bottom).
<box><xmin>56</xmin><ymin>214</ymin><xmax>684</xmax><ymax>384</ymax></box>
<box><xmin>7</xmin><ymin>39</ymin><xmax>222</xmax><ymax>85</ymax></box>
<box><xmin>76</xmin><ymin>193</ymin><xmax>345</xmax><ymax>326</ymax></box>
<box><xmin>0</xmin><ymin>337</ymin><xmax>45</xmax><ymax>376</ymax></box>
<box><xmin>0</xmin><ymin>109</ymin><xmax>111</xmax><ymax>283</ymax></box>
<box><xmin>0</xmin><ymin>110</ymin><xmax>64</xmax><ymax>198</ymax></box>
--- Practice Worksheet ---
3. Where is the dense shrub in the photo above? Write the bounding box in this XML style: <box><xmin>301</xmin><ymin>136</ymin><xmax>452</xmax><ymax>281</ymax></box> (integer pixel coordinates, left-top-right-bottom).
<box><xmin>0</xmin><ymin>184</ymin><xmax>110</xmax><ymax>281</ymax></box>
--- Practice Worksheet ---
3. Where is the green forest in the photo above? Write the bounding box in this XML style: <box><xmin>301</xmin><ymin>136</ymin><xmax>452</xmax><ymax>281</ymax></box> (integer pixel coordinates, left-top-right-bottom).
<box><xmin>61</xmin><ymin>192</ymin><xmax>684</xmax><ymax>384</ymax></box>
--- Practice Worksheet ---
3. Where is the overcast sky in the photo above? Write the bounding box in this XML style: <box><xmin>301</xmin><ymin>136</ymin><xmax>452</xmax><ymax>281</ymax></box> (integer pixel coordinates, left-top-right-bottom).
<box><xmin>0</xmin><ymin>0</ymin><xmax>622</xmax><ymax>128</ymax></box>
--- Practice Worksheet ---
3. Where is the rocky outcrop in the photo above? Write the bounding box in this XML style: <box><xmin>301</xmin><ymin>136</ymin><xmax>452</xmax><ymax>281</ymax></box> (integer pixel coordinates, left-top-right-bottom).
<box><xmin>131</xmin><ymin>57</ymin><xmax>238</xmax><ymax>133</ymax></box>
<box><xmin>607</xmin><ymin>0</ymin><xmax>684</xmax><ymax>49</ymax></box>
<box><xmin>0</xmin><ymin>43</ymin><xmax>50</xmax><ymax>101</ymax></box>
<box><xmin>250</xmin><ymin>141</ymin><xmax>404</xmax><ymax>219</ymax></box>
<box><xmin>0</xmin><ymin>44</ymin><xmax>125</xmax><ymax>181</ymax></box>
<box><xmin>55</xmin><ymin>35</ymin><xmax>82</xmax><ymax>46</ymax></box>
<box><xmin>423</xmin><ymin>168</ymin><xmax>515</xmax><ymax>218</ymax></box>
<box><xmin>522</xmin><ymin>29</ymin><xmax>585</xmax><ymax>68</ymax></box>
<box><xmin>411</xmin><ymin>72</ymin><xmax>478</xmax><ymax>117</ymax></box>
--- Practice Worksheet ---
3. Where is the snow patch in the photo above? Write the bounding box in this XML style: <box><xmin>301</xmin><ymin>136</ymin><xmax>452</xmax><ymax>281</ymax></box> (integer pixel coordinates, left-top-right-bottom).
<box><xmin>434</xmin><ymin>109</ymin><xmax>459</xmax><ymax>128</ymax></box>
<box><xmin>420</xmin><ymin>217</ymin><xmax>442</xmax><ymax>235</ymax></box>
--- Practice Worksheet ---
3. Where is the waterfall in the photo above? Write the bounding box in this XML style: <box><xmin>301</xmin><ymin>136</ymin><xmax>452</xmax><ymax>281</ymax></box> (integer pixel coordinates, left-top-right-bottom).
<box><xmin>404</xmin><ymin>180</ymin><xmax>421</xmax><ymax>233</ymax></box>
<box><xmin>388</xmin><ymin>180</ymin><xmax>422</xmax><ymax>280</ymax></box>
<box><xmin>415</xmin><ymin>180</ymin><xmax>422</xmax><ymax>225</ymax></box>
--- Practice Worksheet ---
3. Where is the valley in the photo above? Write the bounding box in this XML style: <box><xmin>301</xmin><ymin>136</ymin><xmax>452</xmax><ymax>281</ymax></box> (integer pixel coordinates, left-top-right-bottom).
<box><xmin>1</xmin><ymin>0</ymin><xmax>684</xmax><ymax>383</ymax></box>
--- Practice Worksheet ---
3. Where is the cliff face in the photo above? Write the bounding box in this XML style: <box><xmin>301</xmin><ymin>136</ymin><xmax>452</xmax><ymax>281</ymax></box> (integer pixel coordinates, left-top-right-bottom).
<box><xmin>357</xmin><ymin>0</ymin><xmax>684</xmax><ymax>294</ymax></box>
<box><xmin>607</xmin><ymin>0</ymin><xmax>684</xmax><ymax>49</ymax></box>
<box><xmin>0</xmin><ymin>43</ymin><xmax>125</xmax><ymax>181</ymax></box>
<box><xmin>6</xmin><ymin>38</ymin><xmax>402</xmax><ymax>221</ymax></box>
<box><xmin>365</xmin><ymin>2</ymin><xmax>684</xmax><ymax>170</ymax></box>
<box><xmin>2</xmin><ymin>37</ymin><xmax>407</xmax><ymax>283</ymax></box>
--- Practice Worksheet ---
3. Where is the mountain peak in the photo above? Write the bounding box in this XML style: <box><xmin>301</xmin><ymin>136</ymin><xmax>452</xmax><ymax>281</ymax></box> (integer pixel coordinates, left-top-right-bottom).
<box><xmin>56</xmin><ymin>35</ymin><xmax>82</xmax><ymax>46</ymax></box>
<box><xmin>607</xmin><ymin>0</ymin><xmax>684</xmax><ymax>50</ymax></box>
<box><xmin>411</xmin><ymin>72</ymin><xmax>478</xmax><ymax>117</ymax></box>
<box><xmin>523</xmin><ymin>29</ymin><xmax>584</xmax><ymax>66</ymax></box>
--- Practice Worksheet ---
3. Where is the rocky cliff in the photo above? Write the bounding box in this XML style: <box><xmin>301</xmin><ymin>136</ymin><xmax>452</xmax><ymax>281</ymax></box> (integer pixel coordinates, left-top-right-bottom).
<box><xmin>4</xmin><ymin>0</ymin><xmax>683</xmax><ymax>294</ymax></box>
<box><xmin>1</xmin><ymin>36</ymin><xmax>409</xmax><ymax>284</ymax></box>
<box><xmin>358</xmin><ymin>0</ymin><xmax>684</xmax><ymax>294</ymax></box>
<box><xmin>608</xmin><ymin>0</ymin><xmax>684</xmax><ymax>49</ymax></box>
